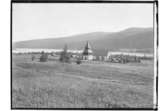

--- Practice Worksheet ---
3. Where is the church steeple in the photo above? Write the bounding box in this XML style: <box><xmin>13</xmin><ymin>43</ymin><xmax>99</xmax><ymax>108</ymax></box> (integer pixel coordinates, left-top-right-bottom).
<box><xmin>83</xmin><ymin>41</ymin><xmax>93</xmax><ymax>55</ymax></box>
<box><xmin>63</xmin><ymin>44</ymin><xmax>68</xmax><ymax>53</ymax></box>
<box><xmin>82</xmin><ymin>41</ymin><xmax>94</xmax><ymax>60</ymax></box>
<box><xmin>85</xmin><ymin>41</ymin><xmax>91</xmax><ymax>50</ymax></box>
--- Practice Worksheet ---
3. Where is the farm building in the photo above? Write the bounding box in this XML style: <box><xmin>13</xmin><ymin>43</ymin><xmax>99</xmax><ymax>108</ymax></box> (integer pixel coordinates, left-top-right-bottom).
<box><xmin>107</xmin><ymin>51</ymin><xmax>154</xmax><ymax>58</ymax></box>
<box><xmin>106</xmin><ymin>51</ymin><xmax>154</xmax><ymax>63</ymax></box>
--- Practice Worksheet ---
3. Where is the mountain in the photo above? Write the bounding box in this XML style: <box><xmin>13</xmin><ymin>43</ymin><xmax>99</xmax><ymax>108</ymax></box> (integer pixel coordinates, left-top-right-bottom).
<box><xmin>13</xmin><ymin>27</ymin><xmax>154</xmax><ymax>53</ymax></box>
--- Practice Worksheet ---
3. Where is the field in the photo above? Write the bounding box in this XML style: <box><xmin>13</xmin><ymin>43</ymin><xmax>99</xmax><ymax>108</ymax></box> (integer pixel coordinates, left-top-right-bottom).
<box><xmin>12</xmin><ymin>54</ymin><xmax>154</xmax><ymax>108</ymax></box>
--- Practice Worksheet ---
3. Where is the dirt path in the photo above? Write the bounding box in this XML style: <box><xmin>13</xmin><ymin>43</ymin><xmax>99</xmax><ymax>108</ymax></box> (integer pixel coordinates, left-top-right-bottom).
<box><xmin>52</xmin><ymin>70</ymin><xmax>149</xmax><ymax>90</ymax></box>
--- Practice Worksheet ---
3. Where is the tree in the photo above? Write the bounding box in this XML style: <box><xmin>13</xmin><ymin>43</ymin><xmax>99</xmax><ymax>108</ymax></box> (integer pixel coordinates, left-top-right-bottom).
<box><xmin>39</xmin><ymin>51</ymin><xmax>48</xmax><ymax>62</ymax></box>
<box><xmin>59</xmin><ymin>44</ymin><xmax>71</xmax><ymax>63</ymax></box>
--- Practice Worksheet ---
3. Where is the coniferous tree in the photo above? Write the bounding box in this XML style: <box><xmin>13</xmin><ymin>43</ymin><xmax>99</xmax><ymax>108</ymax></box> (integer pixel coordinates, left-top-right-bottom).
<box><xmin>39</xmin><ymin>51</ymin><xmax>48</xmax><ymax>62</ymax></box>
<box><xmin>59</xmin><ymin>44</ymin><xmax>71</xmax><ymax>63</ymax></box>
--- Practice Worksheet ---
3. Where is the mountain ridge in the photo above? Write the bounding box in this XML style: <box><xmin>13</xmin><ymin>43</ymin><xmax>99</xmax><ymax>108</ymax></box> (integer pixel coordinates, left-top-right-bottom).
<box><xmin>13</xmin><ymin>27</ymin><xmax>154</xmax><ymax>53</ymax></box>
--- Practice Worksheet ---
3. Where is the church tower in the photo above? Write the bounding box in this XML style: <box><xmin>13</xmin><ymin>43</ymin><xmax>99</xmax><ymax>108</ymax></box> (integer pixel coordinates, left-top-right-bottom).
<box><xmin>82</xmin><ymin>41</ymin><xmax>93</xmax><ymax>60</ymax></box>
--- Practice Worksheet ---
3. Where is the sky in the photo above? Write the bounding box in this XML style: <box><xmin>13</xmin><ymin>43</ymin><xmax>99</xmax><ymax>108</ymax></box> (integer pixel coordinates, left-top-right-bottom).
<box><xmin>12</xmin><ymin>3</ymin><xmax>153</xmax><ymax>42</ymax></box>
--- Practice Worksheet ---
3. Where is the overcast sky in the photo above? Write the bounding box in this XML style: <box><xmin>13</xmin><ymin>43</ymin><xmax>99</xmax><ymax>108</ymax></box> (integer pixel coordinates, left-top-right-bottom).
<box><xmin>13</xmin><ymin>3</ymin><xmax>153</xmax><ymax>42</ymax></box>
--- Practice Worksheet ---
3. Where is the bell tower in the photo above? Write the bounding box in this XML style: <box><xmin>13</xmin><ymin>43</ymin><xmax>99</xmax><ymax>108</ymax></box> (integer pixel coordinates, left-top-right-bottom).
<box><xmin>82</xmin><ymin>41</ymin><xmax>93</xmax><ymax>60</ymax></box>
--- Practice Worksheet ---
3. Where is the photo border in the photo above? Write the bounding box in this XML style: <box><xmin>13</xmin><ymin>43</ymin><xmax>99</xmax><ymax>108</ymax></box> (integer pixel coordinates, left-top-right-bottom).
<box><xmin>10</xmin><ymin>0</ymin><xmax>158</xmax><ymax>110</ymax></box>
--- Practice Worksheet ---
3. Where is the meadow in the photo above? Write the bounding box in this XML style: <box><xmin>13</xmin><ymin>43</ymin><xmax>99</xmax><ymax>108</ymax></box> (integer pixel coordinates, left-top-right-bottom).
<box><xmin>12</xmin><ymin>54</ymin><xmax>154</xmax><ymax>108</ymax></box>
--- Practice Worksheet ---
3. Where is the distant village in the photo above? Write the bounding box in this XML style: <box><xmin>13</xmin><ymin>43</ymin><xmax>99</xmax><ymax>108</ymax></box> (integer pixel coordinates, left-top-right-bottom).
<box><xmin>13</xmin><ymin>41</ymin><xmax>154</xmax><ymax>64</ymax></box>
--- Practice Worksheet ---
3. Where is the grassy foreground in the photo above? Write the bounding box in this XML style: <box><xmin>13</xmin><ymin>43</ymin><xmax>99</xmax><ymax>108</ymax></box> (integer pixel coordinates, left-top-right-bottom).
<box><xmin>12</xmin><ymin>54</ymin><xmax>154</xmax><ymax>108</ymax></box>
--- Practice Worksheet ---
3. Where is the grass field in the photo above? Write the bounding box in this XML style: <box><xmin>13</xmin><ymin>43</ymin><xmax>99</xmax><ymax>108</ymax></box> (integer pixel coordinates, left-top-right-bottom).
<box><xmin>12</xmin><ymin>54</ymin><xmax>154</xmax><ymax>108</ymax></box>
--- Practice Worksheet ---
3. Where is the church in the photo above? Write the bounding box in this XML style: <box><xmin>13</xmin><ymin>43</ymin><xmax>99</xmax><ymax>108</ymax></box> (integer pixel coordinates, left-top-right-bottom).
<box><xmin>82</xmin><ymin>41</ymin><xmax>94</xmax><ymax>60</ymax></box>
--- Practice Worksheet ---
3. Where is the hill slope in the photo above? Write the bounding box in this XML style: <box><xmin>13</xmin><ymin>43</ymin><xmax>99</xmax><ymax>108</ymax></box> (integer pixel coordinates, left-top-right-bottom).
<box><xmin>13</xmin><ymin>28</ymin><xmax>154</xmax><ymax>52</ymax></box>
